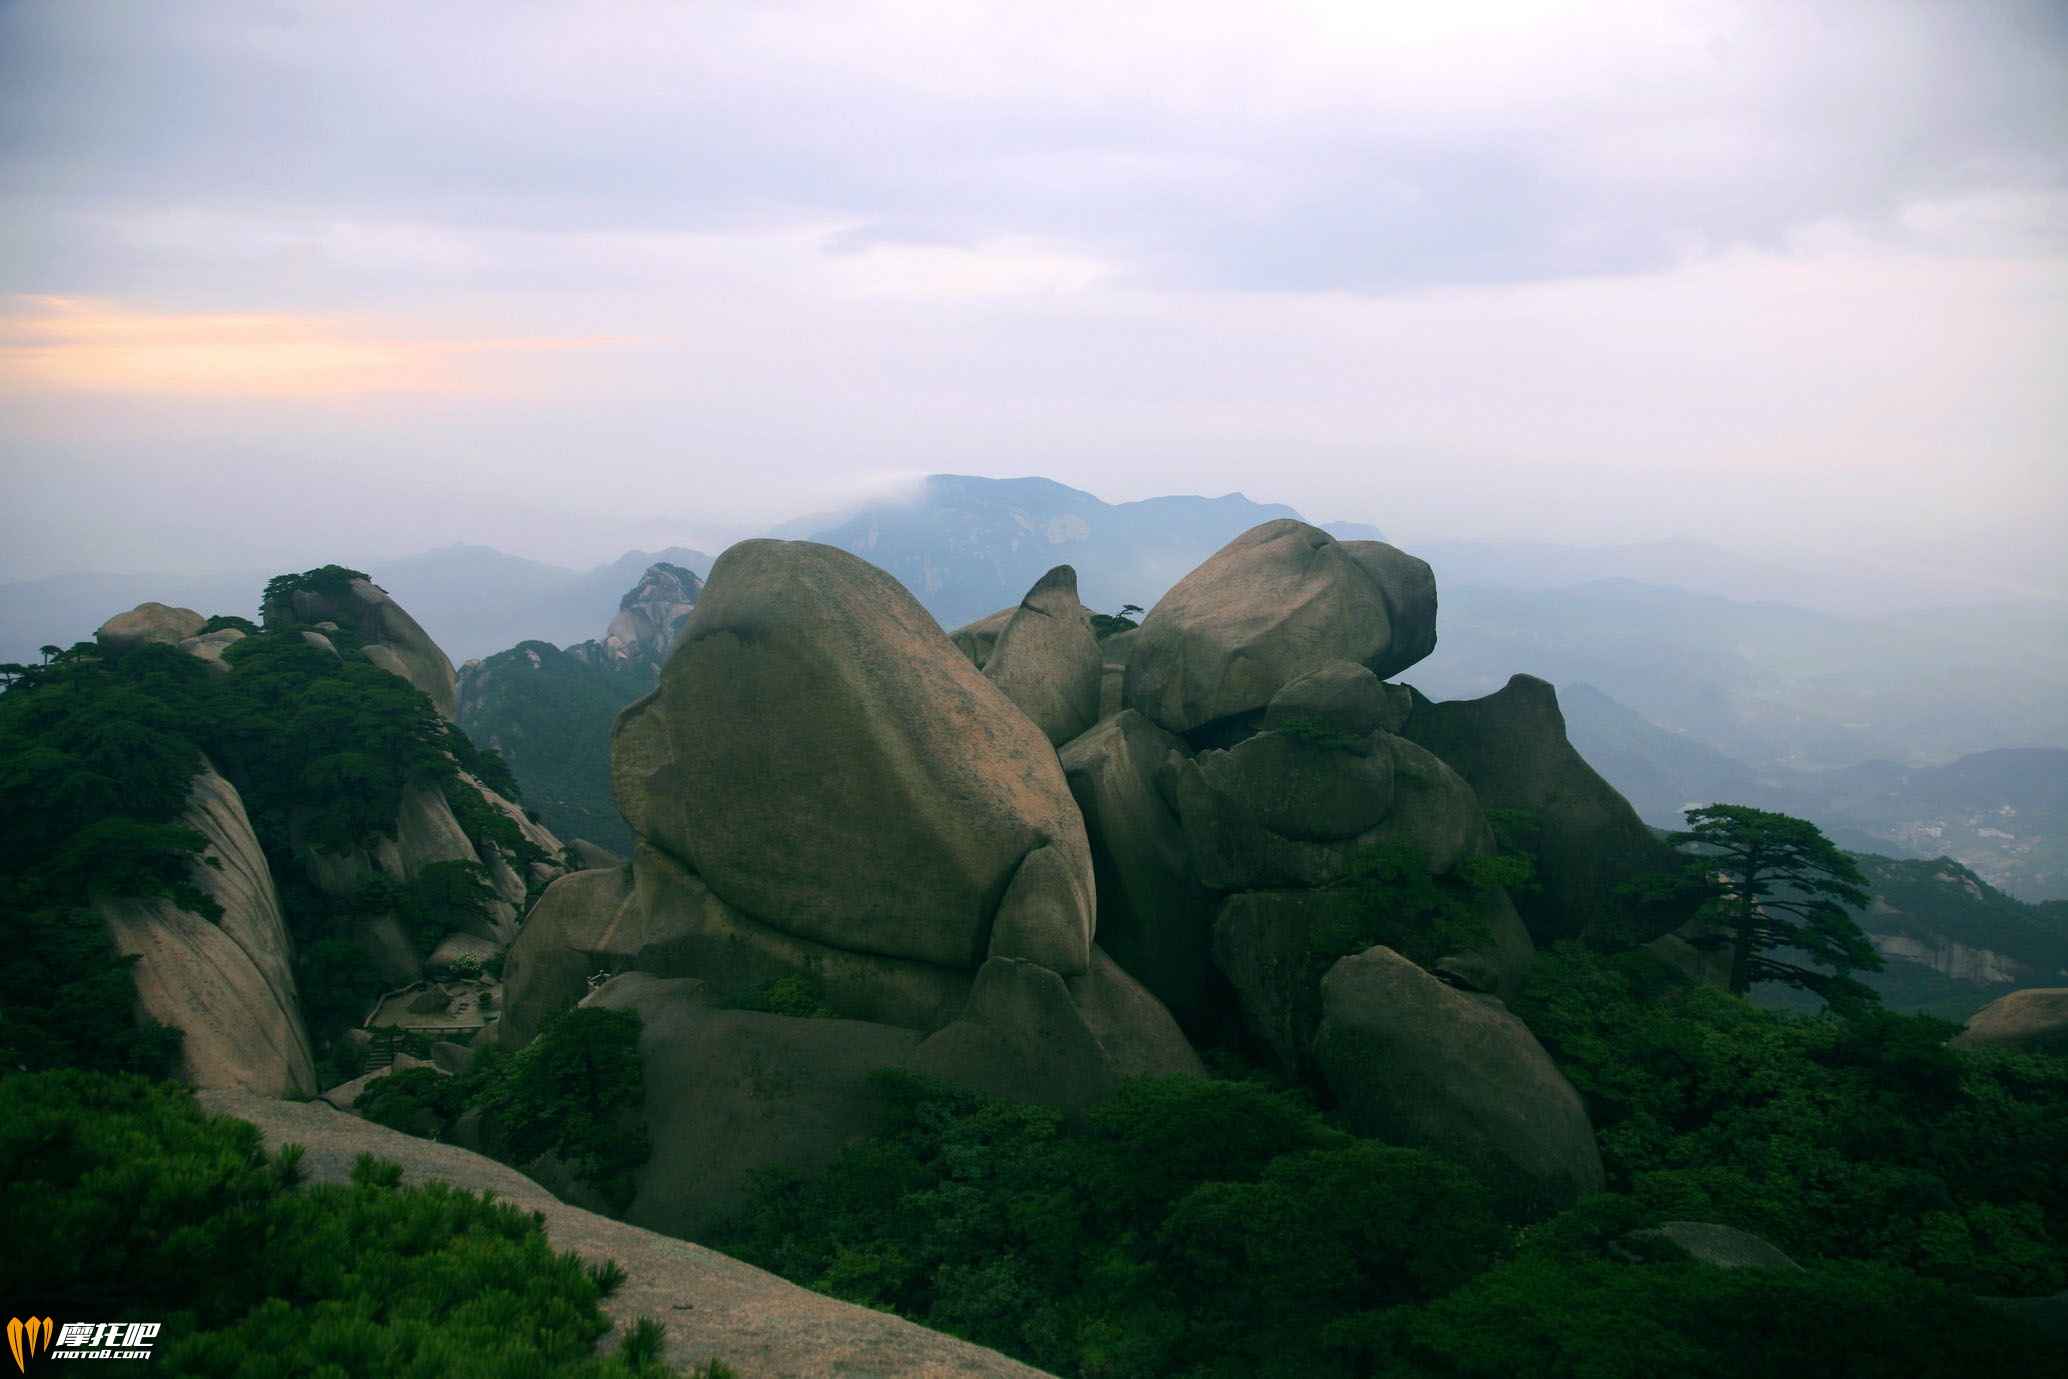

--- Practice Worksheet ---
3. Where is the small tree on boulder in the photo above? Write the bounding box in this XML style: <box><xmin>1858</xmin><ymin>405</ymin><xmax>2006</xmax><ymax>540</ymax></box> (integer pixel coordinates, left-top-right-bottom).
<box><xmin>1673</xmin><ymin>804</ymin><xmax>1881</xmax><ymax>1008</ymax></box>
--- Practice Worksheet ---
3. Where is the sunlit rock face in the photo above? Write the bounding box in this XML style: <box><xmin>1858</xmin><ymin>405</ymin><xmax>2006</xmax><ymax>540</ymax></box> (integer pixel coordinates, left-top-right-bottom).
<box><xmin>614</xmin><ymin>538</ymin><xmax>1095</xmax><ymax>977</ymax></box>
<box><xmin>571</xmin><ymin>562</ymin><xmax>703</xmax><ymax>677</ymax></box>
<box><xmin>1123</xmin><ymin>520</ymin><xmax>1437</xmax><ymax>741</ymax></box>
<box><xmin>984</xmin><ymin>564</ymin><xmax>1104</xmax><ymax>748</ymax></box>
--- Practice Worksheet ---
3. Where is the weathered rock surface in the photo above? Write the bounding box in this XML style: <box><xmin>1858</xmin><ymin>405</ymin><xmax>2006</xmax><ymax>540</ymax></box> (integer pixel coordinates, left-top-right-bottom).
<box><xmin>948</xmin><ymin>605</ymin><xmax>1017</xmax><ymax>670</ymax></box>
<box><xmin>907</xmin><ymin>953</ymin><xmax>1203</xmax><ymax>1116</ymax></box>
<box><xmin>572</xmin><ymin>562</ymin><xmax>703</xmax><ymax>676</ymax></box>
<box><xmin>1954</xmin><ymin>988</ymin><xmax>2068</xmax><ymax>1056</ymax></box>
<box><xmin>1176</xmin><ymin>730</ymin><xmax>1486</xmax><ymax>892</ymax></box>
<box><xmin>1339</xmin><ymin>540</ymin><xmax>1439</xmax><ymax>678</ymax></box>
<box><xmin>613</xmin><ymin>539</ymin><xmax>1093</xmax><ymax>976</ymax></box>
<box><xmin>275</xmin><ymin>576</ymin><xmax>458</xmax><ymax>720</ymax></box>
<box><xmin>1060</xmin><ymin>711</ymin><xmax>1218</xmax><ymax>1029</ymax></box>
<box><xmin>176</xmin><ymin>626</ymin><xmax>246</xmax><ymax>675</ymax></box>
<box><xmin>983</xmin><ymin>565</ymin><xmax>1103</xmax><ymax>746</ymax></box>
<box><xmin>198</xmin><ymin>1090</ymin><xmax>1057</xmax><ymax>1379</ymax></box>
<box><xmin>1311</xmin><ymin>946</ymin><xmax>1603</xmax><ymax>1218</ymax></box>
<box><xmin>1402</xmin><ymin>675</ymin><xmax>1689</xmax><ymax>946</ymax></box>
<box><xmin>1123</xmin><ymin>521</ymin><xmax>1436</xmax><ymax>738</ymax></box>
<box><xmin>1263</xmin><ymin>658</ymin><xmax>1410</xmax><ymax>739</ymax></box>
<box><xmin>96</xmin><ymin>602</ymin><xmax>206</xmax><ymax>653</ymax></box>
<box><xmin>1210</xmin><ymin>890</ymin><xmax>1339</xmax><ymax>1076</ymax></box>
<box><xmin>96</xmin><ymin>764</ymin><xmax>316</xmax><ymax>1096</ymax></box>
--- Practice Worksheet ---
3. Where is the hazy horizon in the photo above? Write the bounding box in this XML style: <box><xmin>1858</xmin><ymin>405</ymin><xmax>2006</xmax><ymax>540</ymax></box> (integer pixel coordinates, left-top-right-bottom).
<box><xmin>3</xmin><ymin>2</ymin><xmax>2064</xmax><ymax>590</ymax></box>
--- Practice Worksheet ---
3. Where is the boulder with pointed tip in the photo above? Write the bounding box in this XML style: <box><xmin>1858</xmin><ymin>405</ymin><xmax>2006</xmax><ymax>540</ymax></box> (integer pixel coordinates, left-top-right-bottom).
<box><xmin>1401</xmin><ymin>675</ymin><xmax>1689</xmax><ymax>946</ymax></box>
<box><xmin>983</xmin><ymin>564</ymin><xmax>1103</xmax><ymax>746</ymax></box>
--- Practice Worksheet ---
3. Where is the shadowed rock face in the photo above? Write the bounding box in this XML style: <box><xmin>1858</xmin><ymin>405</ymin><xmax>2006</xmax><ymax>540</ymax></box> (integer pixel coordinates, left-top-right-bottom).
<box><xmin>1400</xmin><ymin>675</ymin><xmax>1687</xmax><ymax>947</ymax></box>
<box><xmin>97</xmin><ymin>764</ymin><xmax>316</xmax><ymax>1096</ymax></box>
<box><xmin>1312</xmin><ymin>945</ymin><xmax>1604</xmax><ymax>1219</ymax></box>
<box><xmin>1123</xmin><ymin>520</ymin><xmax>1436</xmax><ymax>740</ymax></box>
<box><xmin>613</xmin><ymin>539</ymin><xmax>1095</xmax><ymax>976</ymax></box>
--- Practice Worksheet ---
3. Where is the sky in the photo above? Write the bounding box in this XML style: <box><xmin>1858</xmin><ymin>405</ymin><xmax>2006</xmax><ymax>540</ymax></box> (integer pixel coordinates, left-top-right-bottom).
<box><xmin>1</xmin><ymin>0</ymin><xmax>2064</xmax><ymax>585</ymax></box>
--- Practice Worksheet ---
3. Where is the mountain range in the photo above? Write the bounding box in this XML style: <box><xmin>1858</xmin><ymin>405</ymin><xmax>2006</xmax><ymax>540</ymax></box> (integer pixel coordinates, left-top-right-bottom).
<box><xmin>6</xmin><ymin>473</ymin><xmax>2063</xmax><ymax>899</ymax></box>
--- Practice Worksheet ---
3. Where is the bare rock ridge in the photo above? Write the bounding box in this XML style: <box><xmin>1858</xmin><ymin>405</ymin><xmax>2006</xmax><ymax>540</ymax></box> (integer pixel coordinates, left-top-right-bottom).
<box><xmin>571</xmin><ymin>560</ymin><xmax>703</xmax><ymax>676</ymax></box>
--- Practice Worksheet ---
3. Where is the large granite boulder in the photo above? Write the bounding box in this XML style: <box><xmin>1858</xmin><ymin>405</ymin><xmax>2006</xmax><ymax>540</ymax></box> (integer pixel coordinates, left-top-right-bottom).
<box><xmin>1311</xmin><ymin>946</ymin><xmax>1603</xmax><ymax>1218</ymax></box>
<box><xmin>96</xmin><ymin>602</ymin><xmax>206</xmax><ymax>653</ymax></box>
<box><xmin>1060</xmin><ymin>711</ymin><xmax>1219</xmax><ymax>1030</ymax></box>
<box><xmin>272</xmin><ymin>576</ymin><xmax>458</xmax><ymax>720</ymax></box>
<box><xmin>95</xmin><ymin>764</ymin><xmax>316</xmax><ymax>1096</ymax></box>
<box><xmin>1401</xmin><ymin>675</ymin><xmax>1691</xmax><ymax>946</ymax></box>
<box><xmin>983</xmin><ymin>565</ymin><xmax>1103</xmax><ymax>746</ymax></box>
<box><xmin>612</xmin><ymin>539</ymin><xmax>1094</xmax><ymax>977</ymax></box>
<box><xmin>1954</xmin><ymin>988</ymin><xmax>2068</xmax><ymax>1056</ymax></box>
<box><xmin>1123</xmin><ymin>521</ymin><xmax>1437</xmax><ymax>739</ymax></box>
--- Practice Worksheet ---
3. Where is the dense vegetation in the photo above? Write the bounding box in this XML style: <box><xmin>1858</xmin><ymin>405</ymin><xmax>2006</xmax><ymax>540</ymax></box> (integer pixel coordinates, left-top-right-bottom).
<box><xmin>0</xmin><ymin>571</ymin><xmax>541</xmax><ymax>1077</ymax></box>
<box><xmin>710</xmin><ymin>947</ymin><xmax>2067</xmax><ymax>1377</ymax></box>
<box><xmin>454</xmin><ymin>641</ymin><xmax>649</xmax><ymax>855</ymax></box>
<box><xmin>359</xmin><ymin>1007</ymin><xmax>653</xmax><ymax>1213</ymax></box>
<box><xmin>0</xmin><ymin>1069</ymin><xmax>705</xmax><ymax>1377</ymax></box>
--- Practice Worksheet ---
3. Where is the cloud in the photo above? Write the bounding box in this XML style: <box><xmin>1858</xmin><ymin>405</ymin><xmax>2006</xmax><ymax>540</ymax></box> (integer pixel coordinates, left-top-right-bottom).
<box><xmin>0</xmin><ymin>296</ymin><xmax>660</xmax><ymax>397</ymax></box>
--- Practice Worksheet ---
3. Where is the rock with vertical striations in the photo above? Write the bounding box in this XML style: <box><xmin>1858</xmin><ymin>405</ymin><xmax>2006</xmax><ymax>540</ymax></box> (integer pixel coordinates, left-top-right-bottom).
<box><xmin>95</xmin><ymin>763</ymin><xmax>317</xmax><ymax>1097</ymax></box>
<box><xmin>272</xmin><ymin>576</ymin><xmax>458</xmax><ymax>720</ymax></box>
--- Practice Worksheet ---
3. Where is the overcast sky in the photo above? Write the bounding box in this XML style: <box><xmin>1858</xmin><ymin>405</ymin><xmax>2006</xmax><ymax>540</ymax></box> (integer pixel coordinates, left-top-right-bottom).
<box><xmin>1</xmin><ymin>0</ymin><xmax>2063</xmax><ymax>585</ymax></box>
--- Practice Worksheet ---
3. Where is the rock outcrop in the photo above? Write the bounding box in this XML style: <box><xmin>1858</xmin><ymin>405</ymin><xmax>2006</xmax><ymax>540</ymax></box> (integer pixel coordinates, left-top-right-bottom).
<box><xmin>1401</xmin><ymin>675</ymin><xmax>1689</xmax><ymax>947</ymax></box>
<box><xmin>983</xmin><ymin>565</ymin><xmax>1103</xmax><ymax>747</ymax></box>
<box><xmin>96</xmin><ymin>764</ymin><xmax>317</xmax><ymax>1096</ymax></box>
<box><xmin>1123</xmin><ymin>521</ymin><xmax>1436</xmax><ymax>740</ymax></box>
<box><xmin>96</xmin><ymin>602</ymin><xmax>206</xmax><ymax>653</ymax></box>
<box><xmin>1311</xmin><ymin>946</ymin><xmax>1603</xmax><ymax>1218</ymax></box>
<box><xmin>571</xmin><ymin>562</ymin><xmax>703</xmax><ymax>677</ymax></box>
<box><xmin>1954</xmin><ymin>988</ymin><xmax>2068</xmax><ymax>1055</ymax></box>
<box><xmin>271</xmin><ymin>576</ymin><xmax>458</xmax><ymax>720</ymax></box>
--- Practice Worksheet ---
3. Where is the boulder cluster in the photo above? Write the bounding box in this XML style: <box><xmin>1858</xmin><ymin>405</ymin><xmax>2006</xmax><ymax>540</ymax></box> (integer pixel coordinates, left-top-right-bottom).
<box><xmin>504</xmin><ymin>518</ymin><xmax>1694</xmax><ymax>1233</ymax></box>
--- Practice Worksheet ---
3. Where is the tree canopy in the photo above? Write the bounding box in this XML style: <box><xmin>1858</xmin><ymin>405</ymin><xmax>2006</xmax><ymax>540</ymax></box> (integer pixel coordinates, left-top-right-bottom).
<box><xmin>1672</xmin><ymin>804</ymin><xmax>1881</xmax><ymax>1007</ymax></box>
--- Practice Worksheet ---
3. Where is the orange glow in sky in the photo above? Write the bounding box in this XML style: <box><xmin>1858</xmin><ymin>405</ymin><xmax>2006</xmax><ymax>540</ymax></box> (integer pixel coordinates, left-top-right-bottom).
<box><xmin>0</xmin><ymin>296</ymin><xmax>653</xmax><ymax>397</ymax></box>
